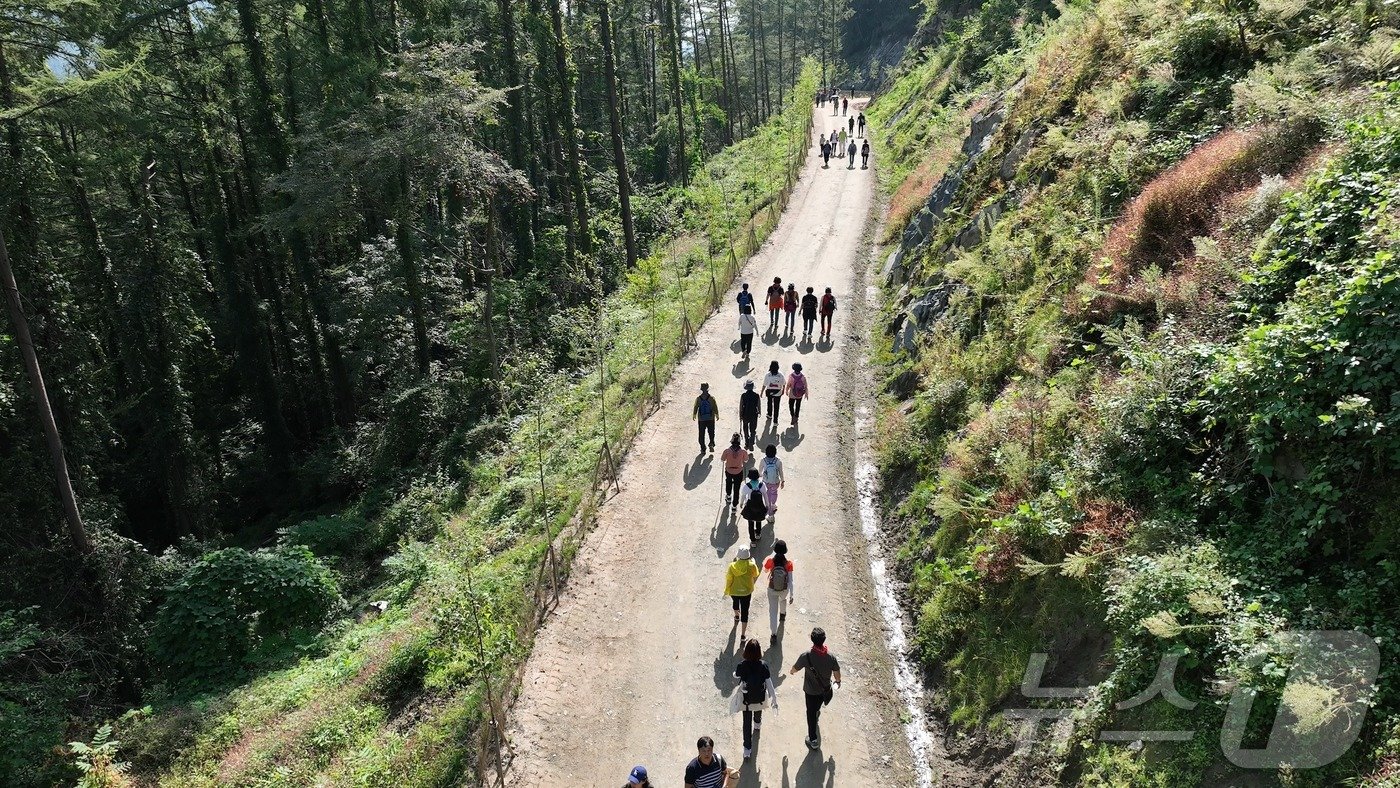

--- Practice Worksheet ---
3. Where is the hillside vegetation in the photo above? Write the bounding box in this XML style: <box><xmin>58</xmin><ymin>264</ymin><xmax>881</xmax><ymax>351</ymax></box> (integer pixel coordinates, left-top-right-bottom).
<box><xmin>867</xmin><ymin>0</ymin><xmax>1400</xmax><ymax>782</ymax></box>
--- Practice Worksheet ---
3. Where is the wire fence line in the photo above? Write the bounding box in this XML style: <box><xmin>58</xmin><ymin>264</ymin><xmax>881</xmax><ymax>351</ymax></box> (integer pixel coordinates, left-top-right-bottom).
<box><xmin>472</xmin><ymin>104</ymin><xmax>816</xmax><ymax>786</ymax></box>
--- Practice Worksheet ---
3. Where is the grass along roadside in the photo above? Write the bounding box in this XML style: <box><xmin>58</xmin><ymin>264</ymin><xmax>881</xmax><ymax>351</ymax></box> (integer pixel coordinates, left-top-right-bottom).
<box><xmin>114</xmin><ymin>63</ymin><xmax>821</xmax><ymax>788</ymax></box>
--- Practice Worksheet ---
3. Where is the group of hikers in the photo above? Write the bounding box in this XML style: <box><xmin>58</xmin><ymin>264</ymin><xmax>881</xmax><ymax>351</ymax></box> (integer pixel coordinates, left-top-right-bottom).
<box><xmin>819</xmin><ymin>111</ymin><xmax>869</xmax><ymax>169</ymax></box>
<box><xmin>636</xmin><ymin>282</ymin><xmax>842</xmax><ymax>787</ymax></box>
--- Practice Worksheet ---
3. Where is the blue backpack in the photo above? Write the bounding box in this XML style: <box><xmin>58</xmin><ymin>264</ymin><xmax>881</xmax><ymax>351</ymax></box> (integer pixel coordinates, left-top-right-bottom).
<box><xmin>697</xmin><ymin>394</ymin><xmax>715</xmax><ymax>420</ymax></box>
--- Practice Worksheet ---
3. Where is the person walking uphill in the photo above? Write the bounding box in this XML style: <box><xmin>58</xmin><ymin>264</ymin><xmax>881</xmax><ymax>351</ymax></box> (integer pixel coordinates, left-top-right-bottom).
<box><xmin>861</xmin><ymin>139</ymin><xmax>870</xmax><ymax>169</ymax></box>
<box><xmin>622</xmin><ymin>765</ymin><xmax>654</xmax><ymax>788</ymax></box>
<box><xmin>786</xmin><ymin>363</ymin><xmax>809</xmax><ymax>426</ymax></box>
<box><xmin>764</xmin><ymin>539</ymin><xmax>794</xmax><ymax>641</ymax></box>
<box><xmin>732</xmin><ymin>638</ymin><xmax>778</xmax><ymax>759</ymax></box>
<box><xmin>820</xmin><ymin>136</ymin><xmax>832</xmax><ymax>168</ymax></box>
<box><xmin>739</xmin><ymin>381</ymin><xmax>761</xmax><ymax>450</ymax></box>
<box><xmin>737</xmin><ymin>305</ymin><xmax>757</xmax><ymax>361</ymax></box>
<box><xmin>684</xmin><ymin>736</ymin><xmax>738</xmax><ymax>788</ymax></box>
<box><xmin>846</xmin><ymin>138</ymin><xmax>857</xmax><ymax>169</ymax></box>
<box><xmin>819</xmin><ymin>287</ymin><xmax>837</xmax><ymax>340</ymax></box>
<box><xmin>693</xmin><ymin>383</ymin><xmax>718</xmax><ymax>453</ymax></box>
<box><xmin>765</xmin><ymin>277</ymin><xmax>784</xmax><ymax>330</ymax></box>
<box><xmin>857</xmin><ymin>111</ymin><xmax>866</xmax><ymax>137</ymax></box>
<box><xmin>837</xmin><ymin>126</ymin><xmax>848</xmax><ymax>157</ymax></box>
<box><xmin>758</xmin><ymin>445</ymin><xmax>784</xmax><ymax>522</ymax></box>
<box><xmin>782</xmin><ymin>283</ymin><xmax>799</xmax><ymax>334</ymax></box>
<box><xmin>739</xmin><ymin>470</ymin><xmax>768</xmax><ymax>543</ymax></box>
<box><xmin>736</xmin><ymin>282</ymin><xmax>754</xmax><ymax>314</ymax></box>
<box><xmin>842</xmin><ymin>95</ymin><xmax>849</xmax><ymax>115</ymax></box>
<box><xmin>800</xmin><ymin>287</ymin><xmax>819</xmax><ymax>339</ymax></box>
<box><xmin>790</xmin><ymin>627</ymin><xmax>841</xmax><ymax>749</ymax></box>
<box><xmin>724</xmin><ymin>546</ymin><xmax>760</xmax><ymax>641</ymax></box>
<box><xmin>762</xmin><ymin>361</ymin><xmax>785</xmax><ymax>425</ymax></box>
<box><xmin>720</xmin><ymin>434</ymin><xmax>748</xmax><ymax>508</ymax></box>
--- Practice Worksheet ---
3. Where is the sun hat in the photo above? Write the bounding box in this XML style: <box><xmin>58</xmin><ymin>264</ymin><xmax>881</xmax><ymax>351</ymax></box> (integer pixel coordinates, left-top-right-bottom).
<box><xmin>737</xmin><ymin>546</ymin><xmax>751</xmax><ymax>560</ymax></box>
<box><xmin>744</xmin><ymin>380</ymin><xmax>755</xmax><ymax>389</ymax></box>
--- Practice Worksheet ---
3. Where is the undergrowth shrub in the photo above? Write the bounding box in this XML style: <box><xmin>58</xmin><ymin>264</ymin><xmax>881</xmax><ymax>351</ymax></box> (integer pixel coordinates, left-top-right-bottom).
<box><xmin>151</xmin><ymin>546</ymin><xmax>343</xmax><ymax>687</ymax></box>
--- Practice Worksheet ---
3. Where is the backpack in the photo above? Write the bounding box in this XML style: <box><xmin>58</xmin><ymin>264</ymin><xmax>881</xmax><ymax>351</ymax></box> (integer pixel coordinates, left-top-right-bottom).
<box><xmin>789</xmin><ymin>373</ymin><xmax>807</xmax><ymax>398</ymax></box>
<box><xmin>769</xmin><ymin>561</ymin><xmax>789</xmax><ymax>592</ymax></box>
<box><xmin>738</xmin><ymin>291</ymin><xmax>753</xmax><ymax>308</ymax></box>
<box><xmin>743</xmin><ymin>484</ymin><xmax>767</xmax><ymax>517</ymax></box>
<box><xmin>697</xmin><ymin>394</ymin><xmax>715</xmax><ymax>420</ymax></box>
<box><xmin>821</xmin><ymin>294</ymin><xmax>837</xmax><ymax>314</ymax></box>
<box><xmin>760</xmin><ymin>456</ymin><xmax>781</xmax><ymax>484</ymax></box>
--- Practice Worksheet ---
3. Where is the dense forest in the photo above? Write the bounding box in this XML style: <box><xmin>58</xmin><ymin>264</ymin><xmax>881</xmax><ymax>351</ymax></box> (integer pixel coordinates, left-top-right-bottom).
<box><xmin>869</xmin><ymin>0</ymin><xmax>1399</xmax><ymax>782</ymax></box>
<box><xmin>0</xmin><ymin>0</ymin><xmax>841</xmax><ymax>780</ymax></box>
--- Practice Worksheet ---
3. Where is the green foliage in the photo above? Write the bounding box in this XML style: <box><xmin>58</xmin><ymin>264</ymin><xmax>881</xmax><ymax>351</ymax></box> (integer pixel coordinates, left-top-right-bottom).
<box><xmin>151</xmin><ymin>547</ymin><xmax>342</xmax><ymax>687</ymax></box>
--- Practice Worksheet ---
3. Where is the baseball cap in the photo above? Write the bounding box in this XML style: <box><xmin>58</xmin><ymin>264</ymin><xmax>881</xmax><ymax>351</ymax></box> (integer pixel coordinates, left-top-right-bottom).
<box><xmin>629</xmin><ymin>765</ymin><xmax>648</xmax><ymax>784</ymax></box>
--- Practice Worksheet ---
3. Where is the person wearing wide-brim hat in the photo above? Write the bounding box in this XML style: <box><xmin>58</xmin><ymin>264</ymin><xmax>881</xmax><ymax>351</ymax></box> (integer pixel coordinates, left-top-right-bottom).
<box><xmin>723</xmin><ymin>546</ymin><xmax>760</xmax><ymax>642</ymax></box>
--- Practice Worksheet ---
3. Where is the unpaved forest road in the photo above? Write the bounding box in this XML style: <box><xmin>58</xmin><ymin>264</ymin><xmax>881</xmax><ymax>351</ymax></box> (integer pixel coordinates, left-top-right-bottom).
<box><xmin>507</xmin><ymin>101</ymin><xmax>913</xmax><ymax>787</ymax></box>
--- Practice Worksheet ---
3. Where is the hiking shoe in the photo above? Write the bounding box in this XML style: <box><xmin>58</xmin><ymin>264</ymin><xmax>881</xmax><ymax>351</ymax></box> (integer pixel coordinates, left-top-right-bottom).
<box><xmin>743</xmin><ymin>747</ymin><xmax>752</xmax><ymax>759</ymax></box>
<box><xmin>805</xmin><ymin>737</ymin><xmax>820</xmax><ymax>749</ymax></box>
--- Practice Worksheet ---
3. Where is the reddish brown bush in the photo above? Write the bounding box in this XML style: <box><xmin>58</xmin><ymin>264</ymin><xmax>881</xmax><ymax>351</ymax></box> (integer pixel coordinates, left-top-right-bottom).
<box><xmin>974</xmin><ymin>529</ymin><xmax>1023</xmax><ymax>584</ymax></box>
<box><xmin>1074</xmin><ymin>499</ymin><xmax>1135</xmax><ymax>551</ymax></box>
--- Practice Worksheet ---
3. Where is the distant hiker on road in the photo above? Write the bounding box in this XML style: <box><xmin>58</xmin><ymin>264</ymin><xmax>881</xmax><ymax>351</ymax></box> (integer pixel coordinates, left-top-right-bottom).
<box><xmin>732</xmin><ymin>638</ymin><xmax>778</xmax><ymax>759</ymax></box>
<box><xmin>765</xmin><ymin>277</ymin><xmax>784</xmax><ymax>329</ymax></box>
<box><xmin>740</xmin><ymin>471</ymin><xmax>768</xmax><ymax>544</ymax></box>
<box><xmin>737</xmin><ymin>305</ymin><xmax>757</xmax><ymax>361</ymax></box>
<box><xmin>842</xmin><ymin>96</ymin><xmax>849</xmax><ymax>115</ymax></box>
<box><xmin>783</xmin><ymin>283</ymin><xmax>799</xmax><ymax>334</ymax></box>
<box><xmin>820</xmin><ymin>136</ymin><xmax>831</xmax><ymax>168</ymax></box>
<box><xmin>623</xmin><ymin>765</ymin><xmax>653</xmax><ymax>787</ymax></box>
<box><xmin>786</xmin><ymin>363</ymin><xmax>809</xmax><ymax>425</ymax></box>
<box><xmin>684</xmin><ymin>736</ymin><xmax>737</xmax><ymax>788</ymax></box>
<box><xmin>737</xmin><ymin>282</ymin><xmax>754</xmax><ymax>313</ymax></box>
<box><xmin>830</xmin><ymin>91</ymin><xmax>838</xmax><ymax>114</ymax></box>
<box><xmin>725</xmin><ymin>546</ymin><xmax>760</xmax><ymax>640</ymax></box>
<box><xmin>693</xmin><ymin>383</ymin><xmax>718</xmax><ymax>453</ymax></box>
<box><xmin>847</xmin><ymin>116</ymin><xmax>854</xmax><ymax>136</ymax></box>
<box><xmin>790</xmin><ymin>627</ymin><xmax>841</xmax><ymax>750</ymax></box>
<box><xmin>861</xmin><ymin>139</ymin><xmax>870</xmax><ymax>169</ymax></box>
<box><xmin>739</xmin><ymin>381</ymin><xmax>761</xmax><ymax>450</ymax></box>
<box><xmin>846</xmin><ymin>139</ymin><xmax>857</xmax><ymax>168</ymax></box>
<box><xmin>763</xmin><ymin>361</ymin><xmax>785</xmax><ymax>424</ymax></box>
<box><xmin>837</xmin><ymin>127</ymin><xmax>847</xmax><ymax>156</ymax></box>
<box><xmin>764</xmin><ymin>539</ymin><xmax>794</xmax><ymax>641</ymax></box>
<box><xmin>819</xmin><ymin>287</ymin><xmax>837</xmax><ymax>340</ymax></box>
<box><xmin>721</xmin><ymin>434</ymin><xmax>748</xmax><ymax>508</ymax></box>
<box><xmin>818</xmin><ymin>131</ymin><xmax>826</xmax><ymax>150</ymax></box>
<box><xmin>858</xmin><ymin>111</ymin><xmax>866</xmax><ymax>137</ymax></box>
<box><xmin>759</xmin><ymin>445</ymin><xmax>784</xmax><ymax>522</ymax></box>
<box><xmin>800</xmin><ymin>287</ymin><xmax>819</xmax><ymax>338</ymax></box>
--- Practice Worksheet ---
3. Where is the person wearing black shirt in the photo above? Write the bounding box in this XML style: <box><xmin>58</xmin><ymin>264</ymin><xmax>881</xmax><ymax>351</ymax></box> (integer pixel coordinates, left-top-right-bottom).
<box><xmin>739</xmin><ymin>381</ymin><xmax>761</xmax><ymax>450</ymax></box>
<box><xmin>732</xmin><ymin>638</ymin><xmax>778</xmax><ymax>758</ymax></box>
<box><xmin>799</xmin><ymin>287</ymin><xmax>820</xmax><ymax>338</ymax></box>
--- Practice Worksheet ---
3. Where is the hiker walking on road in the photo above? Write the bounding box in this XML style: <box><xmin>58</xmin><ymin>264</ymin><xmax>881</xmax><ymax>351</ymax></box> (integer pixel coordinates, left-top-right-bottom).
<box><xmin>693</xmin><ymin>383</ymin><xmax>718</xmax><ymax>453</ymax></box>
<box><xmin>762</xmin><ymin>361</ymin><xmax>785</xmax><ymax>424</ymax></box>
<box><xmin>737</xmin><ymin>282</ymin><xmax>754</xmax><ymax>313</ymax></box>
<box><xmin>764</xmin><ymin>539</ymin><xmax>794</xmax><ymax>640</ymax></box>
<box><xmin>684</xmin><ymin>736</ymin><xmax>738</xmax><ymax>788</ymax></box>
<box><xmin>846</xmin><ymin>138</ymin><xmax>857</xmax><ymax>168</ymax></box>
<box><xmin>623</xmin><ymin>765</ymin><xmax>654</xmax><ymax>787</ymax></box>
<box><xmin>842</xmin><ymin>96</ymin><xmax>849</xmax><ymax>115</ymax></box>
<box><xmin>820</xmin><ymin>136</ymin><xmax>831</xmax><ymax>168</ymax></box>
<box><xmin>861</xmin><ymin>139</ymin><xmax>870</xmax><ymax>169</ymax></box>
<box><xmin>759</xmin><ymin>445</ymin><xmax>784</xmax><ymax>522</ymax></box>
<box><xmin>858</xmin><ymin>111</ymin><xmax>866</xmax><ymax>137</ymax></box>
<box><xmin>737</xmin><ymin>305</ymin><xmax>757</xmax><ymax>360</ymax></box>
<box><xmin>819</xmin><ymin>287</ymin><xmax>837</xmax><ymax>340</ymax></box>
<box><xmin>725</xmin><ymin>546</ymin><xmax>760</xmax><ymax>640</ymax></box>
<box><xmin>765</xmin><ymin>277</ymin><xmax>784</xmax><ymax>329</ymax></box>
<box><xmin>739</xmin><ymin>381</ymin><xmax>761</xmax><ymax>450</ymax></box>
<box><xmin>782</xmin><ymin>283</ymin><xmax>799</xmax><ymax>334</ymax></box>
<box><xmin>740</xmin><ymin>471</ymin><xmax>768</xmax><ymax>543</ymax></box>
<box><xmin>800</xmin><ymin>287</ymin><xmax>819</xmax><ymax>339</ymax></box>
<box><xmin>790</xmin><ymin>627</ymin><xmax>842</xmax><ymax>750</ymax></box>
<box><xmin>786</xmin><ymin>363</ymin><xmax>809</xmax><ymax>425</ymax></box>
<box><xmin>721</xmin><ymin>434</ymin><xmax>748</xmax><ymax>508</ymax></box>
<box><xmin>847</xmin><ymin>116</ymin><xmax>854</xmax><ymax>136</ymax></box>
<box><xmin>732</xmin><ymin>638</ymin><xmax>778</xmax><ymax>759</ymax></box>
<box><xmin>837</xmin><ymin>127</ymin><xmax>848</xmax><ymax>156</ymax></box>
<box><xmin>830</xmin><ymin>91</ymin><xmax>838</xmax><ymax>114</ymax></box>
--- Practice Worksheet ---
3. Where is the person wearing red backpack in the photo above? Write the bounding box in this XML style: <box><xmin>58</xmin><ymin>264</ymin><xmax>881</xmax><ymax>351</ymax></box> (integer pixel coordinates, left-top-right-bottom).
<box><xmin>819</xmin><ymin>287</ymin><xmax>837</xmax><ymax>340</ymax></box>
<box><xmin>782</xmin><ymin>283</ymin><xmax>799</xmax><ymax>335</ymax></box>
<box><xmin>764</xmin><ymin>539</ymin><xmax>794</xmax><ymax>643</ymax></box>
<box><xmin>785</xmin><ymin>363</ymin><xmax>809</xmax><ymax>426</ymax></box>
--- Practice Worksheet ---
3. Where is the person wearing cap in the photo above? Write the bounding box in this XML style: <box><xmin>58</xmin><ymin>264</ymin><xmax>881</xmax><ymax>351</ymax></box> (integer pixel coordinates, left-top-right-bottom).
<box><xmin>800</xmin><ymin>286</ymin><xmax>820</xmax><ymax>339</ymax></box>
<box><xmin>762</xmin><ymin>361</ymin><xmax>785</xmax><ymax>425</ymax></box>
<box><xmin>738</xmin><ymin>381</ymin><xmax>761</xmax><ymax>450</ymax></box>
<box><xmin>723</xmin><ymin>546</ymin><xmax>760</xmax><ymax>643</ymax></box>
<box><xmin>684</xmin><ymin>736</ymin><xmax>737</xmax><ymax>788</ymax></box>
<box><xmin>739</xmin><ymin>469</ymin><xmax>768</xmax><ymax>544</ymax></box>
<box><xmin>623</xmin><ymin>765</ymin><xmax>653</xmax><ymax>787</ymax></box>
<box><xmin>732</xmin><ymin>638</ymin><xmax>778</xmax><ymax>759</ymax></box>
<box><xmin>719</xmin><ymin>433</ymin><xmax>748</xmax><ymax>508</ymax></box>
<box><xmin>693</xmin><ymin>383</ymin><xmax>718</xmax><ymax>454</ymax></box>
<box><xmin>737</xmin><ymin>304</ymin><xmax>757</xmax><ymax>361</ymax></box>
<box><xmin>736</xmin><ymin>283</ymin><xmax>754</xmax><ymax>313</ymax></box>
<box><xmin>790</xmin><ymin>627</ymin><xmax>842</xmax><ymax>750</ymax></box>
<box><xmin>786</xmin><ymin>363</ymin><xmax>809</xmax><ymax>426</ymax></box>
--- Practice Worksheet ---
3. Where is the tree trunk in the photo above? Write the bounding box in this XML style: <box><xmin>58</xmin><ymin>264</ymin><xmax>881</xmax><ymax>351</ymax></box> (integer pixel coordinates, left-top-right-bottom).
<box><xmin>547</xmin><ymin>0</ymin><xmax>592</xmax><ymax>254</ymax></box>
<box><xmin>598</xmin><ymin>0</ymin><xmax>639</xmax><ymax>268</ymax></box>
<box><xmin>663</xmin><ymin>0</ymin><xmax>689</xmax><ymax>184</ymax></box>
<box><xmin>0</xmin><ymin>227</ymin><xmax>91</xmax><ymax>553</ymax></box>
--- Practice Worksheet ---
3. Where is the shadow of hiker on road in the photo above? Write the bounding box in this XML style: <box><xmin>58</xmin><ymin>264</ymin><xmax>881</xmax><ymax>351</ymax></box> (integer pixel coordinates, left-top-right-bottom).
<box><xmin>780</xmin><ymin>425</ymin><xmax>804</xmax><ymax>451</ymax></box>
<box><xmin>814</xmin><ymin>336</ymin><xmax>833</xmax><ymax>352</ymax></box>
<box><xmin>714</xmin><ymin>626</ymin><xmax>742</xmax><ymax>693</ymax></box>
<box><xmin>684</xmin><ymin>452</ymin><xmax>714</xmax><ymax>489</ymax></box>
<box><xmin>761</xmin><ymin>324</ymin><xmax>780</xmax><ymax>345</ymax></box>
<box><xmin>712</xmin><ymin>504</ymin><xmax>738</xmax><ymax>557</ymax></box>
<box><xmin>781</xmin><ymin>750</ymin><xmax>836</xmax><ymax>788</ymax></box>
<box><xmin>732</xmin><ymin>358</ymin><xmax>751</xmax><ymax>377</ymax></box>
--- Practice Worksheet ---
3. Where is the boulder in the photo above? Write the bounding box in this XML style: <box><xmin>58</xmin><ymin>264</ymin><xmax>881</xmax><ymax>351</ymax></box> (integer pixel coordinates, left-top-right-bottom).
<box><xmin>882</xmin><ymin>248</ymin><xmax>906</xmax><ymax>286</ymax></box>
<box><xmin>1000</xmin><ymin>127</ymin><xmax>1040</xmax><ymax>182</ymax></box>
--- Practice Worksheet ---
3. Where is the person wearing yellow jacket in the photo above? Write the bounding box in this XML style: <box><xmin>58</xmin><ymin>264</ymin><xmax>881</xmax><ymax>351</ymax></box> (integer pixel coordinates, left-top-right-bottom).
<box><xmin>724</xmin><ymin>546</ymin><xmax>760</xmax><ymax>643</ymax></box>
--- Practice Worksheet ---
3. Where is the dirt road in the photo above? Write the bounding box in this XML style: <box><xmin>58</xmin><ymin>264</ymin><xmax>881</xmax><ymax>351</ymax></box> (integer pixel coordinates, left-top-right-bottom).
<box><xmin>506</xmin><ymin>101</ymin><xmax>913</xmax><ymax>787</ymax></box>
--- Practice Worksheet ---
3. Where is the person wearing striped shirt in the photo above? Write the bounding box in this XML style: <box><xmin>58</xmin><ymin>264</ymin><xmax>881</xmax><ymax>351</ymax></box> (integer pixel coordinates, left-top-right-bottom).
<box><xmin>683</xmin><ymin>736</ymin><xmax>736</xmax><ymax>788</ymax></box>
